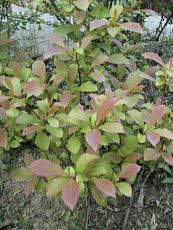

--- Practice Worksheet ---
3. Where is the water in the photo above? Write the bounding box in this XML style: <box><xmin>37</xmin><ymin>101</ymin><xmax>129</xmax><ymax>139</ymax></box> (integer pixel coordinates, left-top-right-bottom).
<box><xmin>11</xmin><ymin>4</ymin><xmax>55</xmax><ymax>58</ymax></box>
<box><xmin>10</xmin><ymin>4</ymin><xmax>173</xmax><ymax>58</ymax></box>
<box><xmin>144</xmin><ymin>15</ymin><xmax>173</xmax><ymax>38</ymax></box>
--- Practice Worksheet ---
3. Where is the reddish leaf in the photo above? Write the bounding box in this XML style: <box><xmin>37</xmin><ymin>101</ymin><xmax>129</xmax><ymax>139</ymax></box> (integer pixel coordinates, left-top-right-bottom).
<box><xmin>95</xmin><ymin>178</ymin><xmax>116</xmax><ymax>198</ymax></box>
<box><xmin>32</xmin><ymin>60</ymin><xmax>46</xmax><ymax>79</ymax></box>
<box><xmin>28</xmin><ymin>159</ymin><xmax>64</xmax><ymax>177</ymax></box>
<box><xmin>9</xmin><ymin>62</ymin><xmax>21</xmax><ymax>78</ymax></box>
<box><xmin>43</xmin><ymin>46</ymin><xmax>65</xmax><ymax>59</ymax></box>
<box><xmin>96</xmin><ymin>98</ymin><xmax>116</xmax><ymax>124</ymax></box>
<box><xmin>122</xmin><ymin>22</ymin><xmax>143</xmax><ymax>34</ymax></box>
<box><xmin>22</xmin><ymin>126</ymin><xmax>40</xmax><ymax>136</ymax></box>
<box><xmin>145</xmin><ymin>66</ymin><xmax>160</xmax><ymax>76</ymax></box>
<box><xmin>62</xmin><ymin>179</ymin><xmax>80</xmax><ymax>210</ymax></box>
<box><xmin>147</xmin><ymin>131</ymin><xmax>160</xmax><ymax>146</ymax></box>
<box><xmin>60</xmin><ymin>92</ymin><xmax>73</xmax><ymax>107</ymax></box>
<box><xmin>144</xmin><ymin>148</ymin><xmax>159</xmax><ymax>161</ymax></box>
<box><xmin>81</xmin><ymin>35</ymin><xmax>93</xmax><ymax>49</ymax></box>
<box><xmin>125</xmin><ymin>152</ymin><xmax>142</xmax><ymax>162</ymax></box>
<box><xmin>0</xmin><ymin>95</ymin><xmax>9</xmax><ymax>103</ymax></box>
<box><xmin>161</xmin><ymin>152</ymin><xmax>173</xmax><ymax>166</ymax></box>
<box><xmin>119</xmin><ymin>163</ymin><xmax>141</xmax><ymax>178</ymax></box>
<box><xmin>142</xmin><ymin>52</ymin><xmax>164</xmax><ymax>65</ymax></box>
<box><xmin>148</xmin><ymin>105</ymin><xmax>165</xmax><ymax>127</ymax></box>
<box><xmin>0</xmin><ymin>108</ymin><xmax>6</xmax><ymax>119</ymax></box>
<box><xmin>91</xmin><ymin>72</ymin><xmax>105</xmax><ymax>82</ymax></box>
<box><xmin>86</xmin><ymin>129</ymin><xmax>101</xmax><ymax>152</ymax></box>
<box><xmin>0</xmin><ymin>128</ymin><xmax>7</xmax><ymax>148</ymax></box>
<box><xmin>24</xmin><ymin>177</ymin><xmax>37</xmax><ymax>197</ymax></box>
<box><xmin>24</xmin><ymin>81</ymin><xmax>45</xmax><ymax>97</ymax></box>
<box><xmin>91</xmin><ymin>55</ymin><xmax>109</xmax><ymax>68</ymax></box>
<box><xmin>74</xmin><ymin>10</ymin><xmax>86</xmax><ymax>25</ymax></box>
<box><xmin>49</xmin><ymin>33</ymin><xmax>64</xmax><ymax>48</ymax></box>
<box><xmin>24</xmin><ymin>153</ymin><xmax>35</xmax><ymax>166</ymax></box>
<box><xmin>90</xmin><ymin>19</ymin><xmax>108</xmax><ymax>31</ymax></box>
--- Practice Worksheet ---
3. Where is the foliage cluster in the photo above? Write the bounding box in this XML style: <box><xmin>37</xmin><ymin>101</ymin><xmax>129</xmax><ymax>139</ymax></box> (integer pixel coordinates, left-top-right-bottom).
<box><xmin>1</xmin><ymin>0</ymin><xmax>173</xmax><ymax>210</ymax></box>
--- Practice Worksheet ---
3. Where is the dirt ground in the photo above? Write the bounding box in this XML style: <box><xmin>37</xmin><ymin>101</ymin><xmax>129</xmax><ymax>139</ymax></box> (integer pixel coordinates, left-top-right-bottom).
<box><xmin>1</xmin><ymin>153</ymin><xmax>173</xmax><ymax>230</ymax></box>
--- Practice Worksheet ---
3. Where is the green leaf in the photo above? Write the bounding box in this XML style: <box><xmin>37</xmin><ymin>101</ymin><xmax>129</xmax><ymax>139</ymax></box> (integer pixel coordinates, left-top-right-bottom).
<box><xmin>20</xmin><ymin>67</ymin><xmax>31</xmax><ymax>81</ymax></box>
<box><xmin>11</xmin><ymin>77</ymin><xmax>21</xmax><ymax>96</ymax></box>
<box><xmin>110</xmin><ymin>4</ymin><xmax>123</xmax><ymax>21</ymax></box>
<box><xmin>37</xmin><ymin>99</ymin><xmax>49</xmax><ymax>114</ymax></box>
<box><xmin>108</xmin><ymin>53</ymin><xmax>130</xmax><ymax>65</ymax></box>
<box><xmin>128</xmin><ymin>109</ymin><xmax>144</xmax><ymax>128</ymax></box>
<box><xmin>124</xmin><ymin>136</ymin><xmax>138</xmax><ymax>154</ymax></box>
<box><xmin>99</xmin><ymin>122</ymin><xmax>124</xmax><ymax>134</ymax></box>
<box><xmin>35</xmin><ymin>131</ymin><xmax>50</xmax><ymax>151</ymax></box>
<box><xmin>46</xmin><ymin>125</ymin><xmax>63</xmax><ymax>138</ymax></box>
<box><xmin>10</xmin><ymin>168</ymin><xmax>33</xmax><ymax>181</ymax></box>
<box><xmin>48</xmin><ymin>117</ymin><xmax>59</xmax><ymax>128</ymax></box>
<box><xmin>73</xmin><ymin>0</ymin><xmax>89</xmax><ymax>11</ymax></box>
<box><xmin>91</xmin><ymin>162</ymin><xmax>107</xmax><ymax>176</ymax></box>
<box><xmin>79</xmin><ymin>81</ymin><xmax>98</xmax><ymax>92</ymax></box>
<box><xmin>116</xmin><ymin>182</ymin><xmax>132</xmax><ymax>197</ymax></box>
<box><xmin>16</xmin><ymin>112</ymin><xmax>39</xmax><ymax>124</ymax></box>
<box><xmin>155</xmin><ymin>128</ymin><xmax>173</xmax><ymax>140</ymax></box>
<box><xmin>76</xmin><ymin>153</ymin><xmax>98</xmax><ymax>173</ymax></box>
<box><xmin>107</xmin><ymin>26</ymin><xmax>120</xmax><ymax>37</ymax></box>
<box><xmin>67</xmin><ymin>136</ymin><xmax>80</xmax><ymax>154</ymax></box>
<box><xmin>162</xmin><ymin>177</ymin><xmax>173</xmax><ymax>184</ymax></box>
<box><xmin>55</xmin><ymin>24</ymin><xmax>74</xmax><ymax>35</ymax></box>
<box><xmin>46</xmin><ymin>177</ymin><xmax>69</xmax><ymax>197</ymax></box>
<box><xmin>90</xmin><ymin>185</ymin><xmax>107</xmax><ymax>207</ymax></box>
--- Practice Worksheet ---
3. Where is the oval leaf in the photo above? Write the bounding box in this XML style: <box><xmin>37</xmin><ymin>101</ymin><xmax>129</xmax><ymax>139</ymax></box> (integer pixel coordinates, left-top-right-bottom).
<box><xmin>24</xmin><ymin>81</ymin><xmax>45</xmax><ymax>97</ymax></box>
<box><xmin>142</xmin><ymin>52</ymin><xmax>164</xmax><ymax>65</ymax></box>
<box><xmin>86</xmin><ymin>129</ymin><xmax>101</xmax><ymax>152</ymax></box>
<box><xmin>0</xmin><ymin>128</ymin><xmax>7</xmax><ymax>148</ymax></box>
<box><xmin>144</xmin><ymin>148</ymin><xmax>159</xmax><ymax>161</ymax></box>
<box><xmin>79</xmin><ymin>81</ymin><xmax>98</xmax><ymax>92</ymax></box>
<box><xmin>62</xmin><ymin>179</ymin><xmax>80</xmax><ymax>210</ymax></box>
<box><xmin>122</xmin><ymin>22</ymin><xmax>143</xmax><ymax>34</ymax></box>
<box><xmin>161</xmin><ymin>152</ymin><xmax>173</xmax><ymax>166</ymax></box>
<box><xmin>119</xmin><ymin>163</ymin><xmax>141</xmax><ymax>178</ymax></box>
<box><xmin>95</xmin><ymin>178</ymin><xmax>116</xmax><ymax>198</ymax></box>
<box><xmin>76</xmin><ymin>153</ymin><xmax>98</xmax><ymax>173</ymax></box>
<box><xmin>99</xmin><ymin>122</ymin><xmax>124</xmax><ymax>134</ymax></box>
<box><xmin>116</xmin><ymin>182</ymin><xmax>132</xmax><ymax>197</ymax></box>
<box><xmin>46</xmin><ymin>177</ymin><xmax>69</xmax><ymax>198</ymax></box>
<box><xmin>90</xmin><ymin>19</ymin><xmax>108</xmax><ymax>31</ymax></box>
<box><xmin>148</xmin><ymin>105</ymin><xmax>165</xmax><ymax>127</ymax></box>
<box><xmin>32</xmin><ymin>60</ymin><xmax>46</xmax><ymax>79</ymax></box>
<box><xmin>22</xmin><ymin>125</ymin><xmax>40</xmax><ymax>136</ymax></box>
<box><xmin>28</xmin><ymin>159</ymin><xmax>64</xmax><ymax>177</ymax></box>
<box><xmin>96</xmin><ymin>98</ymin><xmax>116</xmax><ymax>124</ymax></box>
<box><xmin>147</xmin><ymin>131</ymin><xmax>160</xmax><ymax>146</ymax></box>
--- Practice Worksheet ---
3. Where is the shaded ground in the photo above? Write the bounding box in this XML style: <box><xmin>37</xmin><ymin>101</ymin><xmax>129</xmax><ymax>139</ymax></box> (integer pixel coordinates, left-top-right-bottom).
<box><xmin>1</xmin><ymin>152</ymin><xmax>173</xmax><ymax>230</ymax></box>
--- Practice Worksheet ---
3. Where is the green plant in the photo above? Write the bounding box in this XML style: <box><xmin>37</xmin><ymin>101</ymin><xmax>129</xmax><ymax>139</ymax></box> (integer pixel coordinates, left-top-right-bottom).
<box><xmin>1</xmin><ymin>1</ymin><xmax>173</xmax><ymax>210</ymax></box>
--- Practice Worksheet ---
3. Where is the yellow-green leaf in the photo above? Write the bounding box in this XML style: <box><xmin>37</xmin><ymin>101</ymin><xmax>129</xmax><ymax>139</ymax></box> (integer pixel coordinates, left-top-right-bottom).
<box><xmin>116</xmin><ymin>182</ymin><xmax>132</xmax><ymax>197</ymax></box>
<box><xmin>76</xmin><ymin>153</ymin><xmax>98</xmax><ymax>173</ymax></box>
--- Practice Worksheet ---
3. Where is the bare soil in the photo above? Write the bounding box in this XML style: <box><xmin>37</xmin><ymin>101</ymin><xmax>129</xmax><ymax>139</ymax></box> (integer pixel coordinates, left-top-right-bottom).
<box><xmin>1</xmin><ymin>153</ymin><xmax>173</xmax><ymax>230</ymax></box>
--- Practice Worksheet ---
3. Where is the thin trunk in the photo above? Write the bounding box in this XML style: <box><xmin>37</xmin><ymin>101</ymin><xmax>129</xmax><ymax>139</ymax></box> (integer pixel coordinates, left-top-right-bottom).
<box><xmin>156</xmin><ymin>11</ymin><xmax>173</xmax><ymax>41</ymax></box>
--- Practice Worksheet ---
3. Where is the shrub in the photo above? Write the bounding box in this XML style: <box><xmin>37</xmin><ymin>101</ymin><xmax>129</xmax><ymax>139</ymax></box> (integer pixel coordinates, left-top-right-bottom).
<box><xmin>1</xmin><ymin>1</ymin><xmax>173</xmax><ymax>210</ymax></box>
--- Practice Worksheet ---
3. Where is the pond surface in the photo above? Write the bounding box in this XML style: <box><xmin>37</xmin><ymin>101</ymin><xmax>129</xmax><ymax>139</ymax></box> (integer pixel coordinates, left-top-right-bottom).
<box><xmin>11</xmin><ymin>4</ymin><xmax>173</xmax><ymax>58</ymax></box>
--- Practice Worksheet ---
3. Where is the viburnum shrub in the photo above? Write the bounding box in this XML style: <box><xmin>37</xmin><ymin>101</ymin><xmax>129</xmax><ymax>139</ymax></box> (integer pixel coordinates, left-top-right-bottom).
<box><xmin>1</xmin><ymin>1</ymin><xmax>173</xmax><ymax>210</ymax></box>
